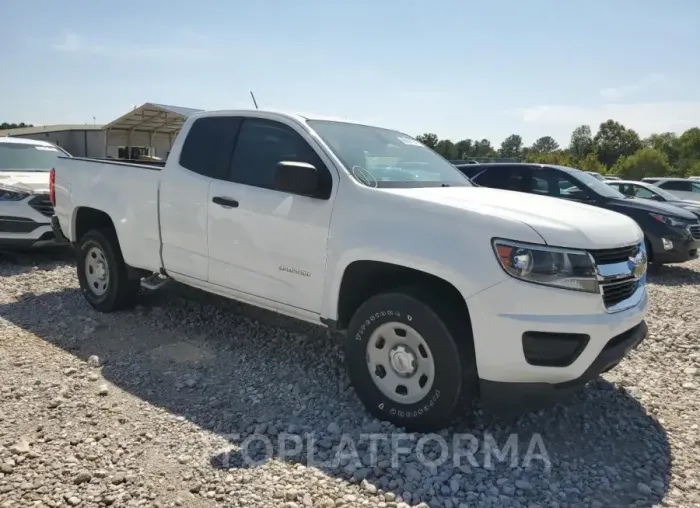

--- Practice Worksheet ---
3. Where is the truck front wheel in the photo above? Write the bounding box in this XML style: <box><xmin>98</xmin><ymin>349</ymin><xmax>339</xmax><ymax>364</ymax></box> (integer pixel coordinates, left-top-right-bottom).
<box><xmin>76</xmin><ymin>229</ymin><xmax>140</xmax><ymax>312</ymax></box>
<box><xmin>344</xmin><ymin>287</ymin><xmax>477</xmax><ymax>432</ymax></box>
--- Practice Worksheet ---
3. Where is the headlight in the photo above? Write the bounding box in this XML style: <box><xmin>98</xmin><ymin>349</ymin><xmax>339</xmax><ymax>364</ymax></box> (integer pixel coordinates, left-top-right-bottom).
<box><xmin>650</xmin><ymin>213</ymin><xmax>685</xmax><ymax>227</ymax></box>
<box><xmin>0</xmin><ymin>189</ymin><xmax>29</xmax><ymax>201</ymax></box>
<box><xmin>493</xmin><ymin>239</ymin><xmax>599</xmax><ymax>293</ymax></box>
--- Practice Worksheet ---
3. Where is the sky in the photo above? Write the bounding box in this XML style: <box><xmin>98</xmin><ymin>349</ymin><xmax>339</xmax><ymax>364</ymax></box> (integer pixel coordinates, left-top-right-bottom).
<box><xmin>1</xmin><ymin>0</ymin><xmax>699</xmax><ymax>147</ymax></box>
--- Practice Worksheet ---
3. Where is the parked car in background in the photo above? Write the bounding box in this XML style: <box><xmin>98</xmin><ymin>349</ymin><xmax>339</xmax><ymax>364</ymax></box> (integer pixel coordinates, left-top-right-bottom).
<box><xmin>607</xmin><ymin>179</ymin><xmax>700</xmax><ymax>218</ymax></box>
<box><xmin>459</xmin><ymin>163</ymin><xmax>700</xmax><ymax>267</ymax></box>
<box><xmin>603</xmin><ymin>175</ymin><xmax>621</xmax><ymax>181</ymax></box>
<box><xmin>0</xmin><ymin>137</ymin><xmax>70</xmax><ymax>249</ymax></box>
<box><xmin>642</xmin><ymin>177</ymin><xmax>700</xmax><ymax>202</ymax></box>
<box><xmin>52</xmin><ymin>109</ymin><xmax>649</xmax><ymax>430</ymax></box>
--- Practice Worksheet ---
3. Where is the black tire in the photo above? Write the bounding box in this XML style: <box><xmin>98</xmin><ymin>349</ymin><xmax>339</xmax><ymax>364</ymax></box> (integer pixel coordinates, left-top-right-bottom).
<box><xmin>645</xmin><ymin>237</ymin><xmax>662</xmax><ymax>273</ymax></box>
<box><xmin>345</xmin><ymin>286</ymin><xmax>477</xmax><ymax>432</ymax></box>
<box><xmin>76</xmin><ymin>228</ymin><xmax>140</xmax><ymax>312</ymax></box>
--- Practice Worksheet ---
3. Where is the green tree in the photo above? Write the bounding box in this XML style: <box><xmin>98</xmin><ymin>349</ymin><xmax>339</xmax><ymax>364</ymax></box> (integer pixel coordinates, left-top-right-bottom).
<box><xmin>570</xmin><ymin>125</ymin><xmax>594</xmax><ymax>160</ymax></box>
<box><xmin>499</xmin><ymin>134</ymin><xmax>523</xmax><ymax>158</ymax></box>
<box><xmin>611</xmin><ymin>148</ymin><xmax>671</xmax><ymax>180</ymax></box>
<box><xmin>435</xmin><ymin>139</ymin><xmax>457</xmax><ymax>159</ymax></box>
<box><xmin>680</xmin><ymin>127</ymin><xmax>700</xmax><ymax>160</ymax></box>
<box><xmin>473</xmin><ymin>139</ymin><xmax>496</xmax><ymax>158</ymax></box>
<box><xmin>454</xmin><ymin>139</ymin><xmax>475</xmax><ymax>159</ymax></box>
<box><xmin>525</xmin><ymin>151</ymin><xmax>572</xmax><ymax>166</ymax></box>
<box><xmin>576</xmin><ymin>151</ymin><xmax>607</xmax><ymax>174</ymax></box>
<box><xmin>594</xmin><ymin>120</ymin><xmax>643</xmax><ymax>167</ymax></box>
<box><xmin>0</xmin><ymin>122</ymin><xmax>33</xmax><ymax>129</ymax></box>
<box><xmin>530</xmin><ymin>136</ymin><xmax>560</xmax><ymax>154</ymax></box>
<box><xmin>415</xmin><ymin>133</ymin><xmax>439</xmax><ymax>149</ymax></box>
<box><xmin>644</xmin><ymin>132</ymin><xmax>681</xmax><ymax>167</ymax></box>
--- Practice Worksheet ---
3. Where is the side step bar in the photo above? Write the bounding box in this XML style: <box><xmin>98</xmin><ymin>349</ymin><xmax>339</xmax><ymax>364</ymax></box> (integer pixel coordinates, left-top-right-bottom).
<box><xmin>140</xmin><ymin>273</ymin><xmax>170</xmax><ymax>291</ymax></box>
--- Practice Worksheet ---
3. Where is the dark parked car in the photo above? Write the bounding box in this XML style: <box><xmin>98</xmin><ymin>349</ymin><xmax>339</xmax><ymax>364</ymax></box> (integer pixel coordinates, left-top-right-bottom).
<box><xmin>457</xmin><ymin>163</ymin><xmax>700</xmax><ymax>266</ymax></box>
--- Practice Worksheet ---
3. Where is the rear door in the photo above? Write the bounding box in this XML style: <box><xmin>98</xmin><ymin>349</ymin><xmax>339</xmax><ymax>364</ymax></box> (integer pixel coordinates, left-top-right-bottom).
<box><xmin>159</xmin><ymin>116</ymin><xmax>240</xmax><ymax>281</ymax></box>
<box><xmin>206</xmin><ymin>116</ymin><xmax>335</xmax><ymax>313</ymax></box>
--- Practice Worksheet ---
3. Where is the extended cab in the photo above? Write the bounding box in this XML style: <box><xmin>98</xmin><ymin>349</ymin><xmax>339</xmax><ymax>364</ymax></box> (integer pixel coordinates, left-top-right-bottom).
<box><xmin>52</xmin><ymin>110</ymin><xmax>649</xmax><ymax>431</ymax></box>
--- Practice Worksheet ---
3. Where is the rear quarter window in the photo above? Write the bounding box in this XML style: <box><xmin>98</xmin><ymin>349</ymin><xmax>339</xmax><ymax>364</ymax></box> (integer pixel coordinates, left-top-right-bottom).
<box><xmin>178</xmin><ymin>117</ymin><xmax>241</xmax><ymax>179</ymax></box>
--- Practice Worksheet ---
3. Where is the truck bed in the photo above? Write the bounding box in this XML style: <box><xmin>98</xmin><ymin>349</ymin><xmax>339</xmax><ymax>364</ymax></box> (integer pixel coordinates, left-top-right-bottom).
<box><xmin>53</xmin><ymin>156</ymin><xmax>163</xmax><ymax>273</ymax></box>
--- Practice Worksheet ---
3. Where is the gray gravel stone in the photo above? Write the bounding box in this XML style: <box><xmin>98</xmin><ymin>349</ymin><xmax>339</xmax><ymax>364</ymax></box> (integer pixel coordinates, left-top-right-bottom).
<box><xmin>0</xmin><ymin>251</ymin><xmax>697</xmax><ymax>507</ymax></box>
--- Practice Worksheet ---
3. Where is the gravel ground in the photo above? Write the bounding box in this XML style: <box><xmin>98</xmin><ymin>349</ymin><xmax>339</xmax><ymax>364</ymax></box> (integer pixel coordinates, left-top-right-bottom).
<box><xmin>0</xmin><ymin>248</ymin><xmax>698</xmax><ymax>508</ymax></box>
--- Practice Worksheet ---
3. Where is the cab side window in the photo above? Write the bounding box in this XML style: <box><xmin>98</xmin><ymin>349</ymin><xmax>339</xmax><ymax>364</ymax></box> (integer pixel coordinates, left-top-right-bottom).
<box><xmin>229</xmin><ymin>118</ymin><xmax>332</xmax><ymax>198</ymax></box>
<box><xmin>179</xmin><ymin>116</ymin><xmax>241</xmax><ymax>180</ymax></box>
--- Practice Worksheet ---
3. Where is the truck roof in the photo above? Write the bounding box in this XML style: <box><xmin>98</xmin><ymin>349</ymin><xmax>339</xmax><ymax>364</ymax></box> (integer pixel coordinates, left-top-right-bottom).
<box><xmin>190</xmin><ymin>108</ymin><xmax>388</xmax><ymax>130</ymax></box>
<box><xmin>0</xmin><ymin>136</ymin><xmax>61</xmax><ymax>148</ymax></box>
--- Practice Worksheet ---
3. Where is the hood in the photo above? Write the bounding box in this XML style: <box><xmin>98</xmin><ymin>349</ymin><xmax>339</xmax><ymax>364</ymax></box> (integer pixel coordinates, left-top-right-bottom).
<box><xmin>383</xmin><ymin>186</ymin><xmax>643</xmax><ymax>249</ymax></box>
<box><xmin>607</xmin><ymin>196</ymin><xmax>697</xmax><ymax>220</ymax></box>
<box><xmin>669</xmin><ymin>201</ymin><xmax>700</xmax><ymax>217</ymax></box>
<box><xmin>671</xmin><ymin>199</ymin><xmax>700</xmax><ymax>208</ymax></box>
<box><xmin>0</xmin><ymin>171</ymin><xmax>50</xmax><ymax>193</ymax></box>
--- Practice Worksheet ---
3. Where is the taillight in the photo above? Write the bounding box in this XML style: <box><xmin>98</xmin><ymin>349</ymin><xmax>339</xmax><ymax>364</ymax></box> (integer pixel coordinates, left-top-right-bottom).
<box><xmin>49</xmin><ymin>168</ymin><xmax>56</xmax><ymax>206</ymax></box>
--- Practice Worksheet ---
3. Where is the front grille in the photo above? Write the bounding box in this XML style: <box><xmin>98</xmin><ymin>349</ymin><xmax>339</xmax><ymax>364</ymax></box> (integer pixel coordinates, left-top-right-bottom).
<box><xmin>689</xmin><ymin>224</ymin><xmax>700</xmax><ymax>240</ymax></box>
<box><xmin>602</xmin><ymin>277</ymin><xmax>639</xmax><ymax>308</ymax></box>
<box><xmin>28</xmin><ymin>194</ymin><xmax>54</xmax><ymax>217</ymax></box>
<box><xmin>589</xmin><ymin>244</ymin><xmax>639</xmax><ymax>264</ymax></box>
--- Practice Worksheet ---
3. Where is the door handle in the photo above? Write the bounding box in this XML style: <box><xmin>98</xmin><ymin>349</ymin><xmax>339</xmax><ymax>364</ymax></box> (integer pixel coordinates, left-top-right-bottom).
<box><xmin>212</xmin><ymin>196</ymin><xmax>239</xmax><ymax>208</ymax></box>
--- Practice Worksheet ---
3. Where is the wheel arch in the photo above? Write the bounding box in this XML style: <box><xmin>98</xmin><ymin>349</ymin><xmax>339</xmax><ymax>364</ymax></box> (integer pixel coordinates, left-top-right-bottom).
<box><xmin>330</xmin><ymin>258</ymin><xmax>473</xmax><ymax>335</ymax></box>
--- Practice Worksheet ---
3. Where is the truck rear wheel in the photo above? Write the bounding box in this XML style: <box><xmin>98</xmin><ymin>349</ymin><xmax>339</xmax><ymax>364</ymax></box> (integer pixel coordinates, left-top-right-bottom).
<box><xmin>76</xmin><ymin>229</ymin><xmax>140</xmax><ymax>312</ymax></box>
<box><xmin>344</xmin><ymin>287</ymin><xmax>477</xmax><ymax>432</ymax></box>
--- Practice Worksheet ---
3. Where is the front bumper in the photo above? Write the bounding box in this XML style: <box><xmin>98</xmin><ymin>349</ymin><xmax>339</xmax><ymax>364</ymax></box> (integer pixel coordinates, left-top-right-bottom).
<box><xmin>0</xmin><ymin>229</ymin><xmax>58</xmax><ymax>249</ymax></box>
<box><xmin>463</xmin><ymin>273</ymin><xmax>647</xmax><ymax>413</ymax></box>
<box><xmin>646</xmin><ymin>222</ymin><xmax>700</xmax><ymax>264</ymax></box>
<box><xmin>0</xmin><ymin>195</ymin><xmax>59</xmax><ymax>249</ymax></box>
<box><xmin>650</xmin><ymin>234</ymin><xmax>700</xmax><ymax>264</ymax></box>
<box><xmin>479</xmin><ymin>320</ymin><xmax>647</xmax><ymax>415</ymax></box>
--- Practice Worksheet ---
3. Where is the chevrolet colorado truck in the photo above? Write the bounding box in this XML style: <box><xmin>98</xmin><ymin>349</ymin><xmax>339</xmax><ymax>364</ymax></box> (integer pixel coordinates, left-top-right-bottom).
<box><xmin>51</xmin><ymin>110</ymin><xmax>649</xmax><ymax>431</ymax></box>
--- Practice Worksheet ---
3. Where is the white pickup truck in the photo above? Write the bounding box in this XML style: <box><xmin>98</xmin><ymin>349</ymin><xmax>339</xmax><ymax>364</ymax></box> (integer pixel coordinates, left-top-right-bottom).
<box><xmin>51</xmin><ymin>109</ymin><xmax>649</xmax><ymax>431</ymax></box>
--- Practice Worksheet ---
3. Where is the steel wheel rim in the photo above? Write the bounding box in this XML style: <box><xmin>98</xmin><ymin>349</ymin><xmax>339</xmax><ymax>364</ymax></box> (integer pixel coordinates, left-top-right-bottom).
<box><xmin>366</xmin><ymin>321</ymin><xmax>435</xmax><ymax>404</ymax></box>
<box><xmin>85</xmin><ymin>246</ymin><xmax>109</xmax><ymax>296</ymax></box>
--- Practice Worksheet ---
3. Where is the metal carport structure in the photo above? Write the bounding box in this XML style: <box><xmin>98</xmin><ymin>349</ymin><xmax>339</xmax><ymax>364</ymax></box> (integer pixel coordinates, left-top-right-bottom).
<box><xmin>102</xmin><ymin>102</ymin><xmax>203</xmax><ymax>158</ymax></box>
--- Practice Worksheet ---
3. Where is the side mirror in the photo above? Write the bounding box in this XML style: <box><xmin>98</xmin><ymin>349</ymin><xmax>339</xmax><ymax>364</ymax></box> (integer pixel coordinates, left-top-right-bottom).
<box><xmin>651</xmin><ymin>194</ymin><xmax>664</xmax><ymax>201</ymax></box>
<box><xmin>274</xmin><ymin>161</ymin><xmax>319</xmax><ymax>197</ymax></box>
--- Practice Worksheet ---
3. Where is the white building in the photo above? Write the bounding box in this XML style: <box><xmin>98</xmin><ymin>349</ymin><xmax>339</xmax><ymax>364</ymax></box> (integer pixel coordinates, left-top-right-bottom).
<box><xmin>0</xmin><ymin>103</ymin><xmax>202</xmax><ymax>160</ymax></box>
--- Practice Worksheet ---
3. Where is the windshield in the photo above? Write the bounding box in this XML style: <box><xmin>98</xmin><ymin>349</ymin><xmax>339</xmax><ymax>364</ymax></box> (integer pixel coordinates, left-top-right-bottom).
<box><xmin>0</xmin><ymin>142</ymin><xmax>67</xmax><ymax>172</ymax></box>
<box><xmin>307</xmin><ymin>120</ymin><xmax>472</xmax><ymax>188</ymax></box>
<box><xmin>572</xmin><ymin>168</ymin><xmax>625</xmax><ymax>198</ymax></box>
<box><xmin>644</xmin><ymin>185</ymin><xmax>679</xmax><ymax>201</ymax></box>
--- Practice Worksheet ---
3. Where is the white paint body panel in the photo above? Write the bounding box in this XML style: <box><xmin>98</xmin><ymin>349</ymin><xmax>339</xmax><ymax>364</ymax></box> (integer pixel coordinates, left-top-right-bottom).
<box><xmin>54</xmin><ymin>109</ymin><xmax>647</xmax><ymax>387</ymax></box>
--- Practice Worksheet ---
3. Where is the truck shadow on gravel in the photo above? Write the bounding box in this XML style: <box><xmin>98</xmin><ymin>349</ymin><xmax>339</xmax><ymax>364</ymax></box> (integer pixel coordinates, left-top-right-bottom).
<box><xmin>0</xmin><ymin>246</ymin><xmax>75</xmax><ymax>276</ymax></box>
<box><xmin>648</xmin><ymin>263</ymin><xmax>700</xmax><ymax>287</ymax></box>
<box><xmin>0</xmin><ymin>283</ymin><xmax>672</xmax><ymax>508</ymax></box>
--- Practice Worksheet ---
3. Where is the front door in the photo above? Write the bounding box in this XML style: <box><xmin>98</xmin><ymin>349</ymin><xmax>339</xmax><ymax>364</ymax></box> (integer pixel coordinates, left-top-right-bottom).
<box><xmin>206</xmin><ymin>116</ymin><xmax>336</xmax><ymax>313</ymax></box>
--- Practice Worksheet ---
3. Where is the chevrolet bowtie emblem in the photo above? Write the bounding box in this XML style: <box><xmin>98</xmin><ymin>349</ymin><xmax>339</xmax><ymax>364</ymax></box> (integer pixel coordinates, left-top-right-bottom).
<box><xmin>629</xmin><ymin>250</ymin><xmax>647</xmax><ymax>280</ymax></box>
